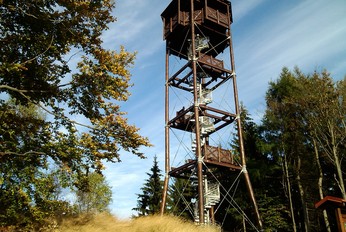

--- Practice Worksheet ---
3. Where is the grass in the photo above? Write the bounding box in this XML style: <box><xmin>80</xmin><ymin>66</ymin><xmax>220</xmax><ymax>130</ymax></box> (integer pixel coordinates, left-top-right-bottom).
<box><xmin>57</xmin><ymin>213</ymin><xmax>220</xmax><ymax>232</ymax></box>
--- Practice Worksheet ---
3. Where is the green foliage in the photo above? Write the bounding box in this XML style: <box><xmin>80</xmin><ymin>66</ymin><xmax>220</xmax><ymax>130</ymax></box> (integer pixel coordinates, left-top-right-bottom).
<box><xmin>133</xmin><ymin>155</ymin><xmax>163</xmax><ymax>216</ymax></box>
<box><xmin>167</xmin><ymin>178</ymin><xmax>195</xmax><ymax>220</ymax></box>
<box><xmin>225</xmin><ymin>104</ymin><xmax>290</xmax><ymax>231</ymax></box>
<box><xmin>224</xmin><ymin>69</ymin><xmax>346</xmax><ymax>231</ymax></box>
<box><xmin>260</xmin><ymin>67</ymin><xmax>346</xmax><ymax>231</ymax></box>
<box><xmin>258</xmin><ymin>195</ymin><xmax>291</xmax><ymax>232</ymax></box>
<box><xmin>0</xmin><ymin>0</ymin><xmax>151</xmax><ymax>229</ymax></box>
<box><xmin>0</xmin><ymin>0</ymin><xmax>150</xmax><ymax>167</ymax></box>
<box><xmin>74</xmin><ymin>172</ymin><xmax>112</xmax><ymax>214</ymax></box>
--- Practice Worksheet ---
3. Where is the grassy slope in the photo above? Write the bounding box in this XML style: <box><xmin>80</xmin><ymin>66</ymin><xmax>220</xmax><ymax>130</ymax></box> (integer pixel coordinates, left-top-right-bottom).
<box><xmin>58</xmin><ymin>213</ymin><xmax>220</xmax><ymax>232</ymax></box>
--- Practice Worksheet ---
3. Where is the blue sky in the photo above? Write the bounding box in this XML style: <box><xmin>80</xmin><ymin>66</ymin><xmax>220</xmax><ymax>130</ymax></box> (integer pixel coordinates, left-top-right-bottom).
<box><xmin>100</xmin><ymin>0</ymin><xmax>346</xmax><ymax>219</ymax></box>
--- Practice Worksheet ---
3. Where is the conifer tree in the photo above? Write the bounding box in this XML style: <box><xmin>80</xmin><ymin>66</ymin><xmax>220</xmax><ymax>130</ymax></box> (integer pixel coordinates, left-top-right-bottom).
<box><xmin>227</xmin><ymin>103</ymin><xmax>291</xmax><ymax>231</ymax></box>
<box><xmin>133</xmin><ymin>155</ymin><xmax>163</xmax><ymax>216</ymax></box>
<box><xmin>167</xmin><ymin>178</ymin><xmax>195</xmax><ymax>220</ymax></box>
<box><xmin>261</xmin><ymin>67</ymin><xmax>346</xmax><ymax>231</ymax></box>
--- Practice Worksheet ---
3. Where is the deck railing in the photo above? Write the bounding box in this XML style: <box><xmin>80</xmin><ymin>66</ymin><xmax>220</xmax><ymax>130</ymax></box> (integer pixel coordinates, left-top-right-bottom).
<box><xmin>204</xmin><ymin>145</ymin><xmax>233</xmax><ymax>164</ymax></box>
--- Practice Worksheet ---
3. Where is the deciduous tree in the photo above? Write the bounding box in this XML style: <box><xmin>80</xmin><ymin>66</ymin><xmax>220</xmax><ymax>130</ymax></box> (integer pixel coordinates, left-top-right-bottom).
<box><xmin>0</xmin><ymin>0</ymin><xmax>150</xmax><ymax>228</ymax></box>
<box><xmin>74</xmin><ymin>171</ymin><xmax>112</xmax><ymax>214</ymax></box>
<box><xmin>261</xmin><ymin>67</ymin><xmax>346</xmax><ymax>231</ymax></box>
<box><xmin>0</xmin><ymin>0</ymin><xmax>150</xmax><ymax>168</ymax></box>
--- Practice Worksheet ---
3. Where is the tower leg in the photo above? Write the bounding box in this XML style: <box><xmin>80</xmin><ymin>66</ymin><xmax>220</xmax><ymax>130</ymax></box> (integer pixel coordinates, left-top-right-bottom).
<box><xmin>210</xmin><ymin>206</ymin><xmax>215</xmax><ymax>224</ymax></box>
<box><xmin>161</xmin><ymin>45</ymin><xmax>170</xmax><ymax>215</ymax></box>
<box><xmin>230</xmin><ymin>32</ymin><xmax>263</xmax><ymax>228</ymax></box>
<box><xmin>160</xmin><ymin>175</ymin><xmax>169</xmax><ymax>215</ymax></box>
<box><xmin>189</xmin><ymin>0</ymin><xmax>204</xmax><ymax>224</ymax></box>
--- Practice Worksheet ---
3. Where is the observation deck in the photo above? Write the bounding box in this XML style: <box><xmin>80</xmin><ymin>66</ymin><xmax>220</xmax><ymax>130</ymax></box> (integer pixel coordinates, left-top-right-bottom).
<box><xmin>161</xmin><ymin>0</ymin><xmax>232</xmax><ymax>58</ymax></box>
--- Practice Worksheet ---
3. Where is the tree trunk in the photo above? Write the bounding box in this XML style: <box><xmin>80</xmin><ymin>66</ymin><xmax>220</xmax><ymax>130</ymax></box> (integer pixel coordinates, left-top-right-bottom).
<box><xmin>284</xmin><ymin>153</ymin><xmax>297</xmax><ymax>232</ymax></box>
<box><xmin>296</xmin><ymin>155</ymin><xmax>309</xmax><ymax>232</ymax></box>
<box><xmin>313</xmin><ymin>137</ymin><xmax>331</xmax><ymax>232</ymax></box>
<box><xmin>329</xmin><ymin>123</ymin><xmax>346</xmax><ymax>199</ymax></box>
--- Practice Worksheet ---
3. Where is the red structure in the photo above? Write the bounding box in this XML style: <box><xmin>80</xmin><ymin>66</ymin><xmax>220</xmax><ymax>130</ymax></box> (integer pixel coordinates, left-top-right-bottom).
<box><xmin>160</xmin><ymin>0</ymin><xmax>262</xmax><ymax>229</ymax></box>
<box><xmin>315</xmin><ymin>196</ymin><xmax>346</xmax><ymax>232</ymax></box>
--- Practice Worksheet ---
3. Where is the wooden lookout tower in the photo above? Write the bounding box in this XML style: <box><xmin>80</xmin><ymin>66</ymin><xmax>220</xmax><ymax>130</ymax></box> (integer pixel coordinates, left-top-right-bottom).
<box><xmin>160</xmin><ymin>0</ymin><xmax>262</xmax><ymax>229</ymax></box>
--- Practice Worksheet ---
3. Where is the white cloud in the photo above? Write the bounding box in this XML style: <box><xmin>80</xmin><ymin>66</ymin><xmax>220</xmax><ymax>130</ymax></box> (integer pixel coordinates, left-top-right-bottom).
<box><xmin>103</xmin><ymin>0</ymin><xmax>167</xmax><ymax>58</ymax></box>
<box><xmin>232</xmin><ymin>0</ymin><xmax>268</xmax><ymax>22</ymax></box>
<box><xmin>234</xmin><ymin>0</ymin><xmax>346</xmax><ymax>109</ymax></box>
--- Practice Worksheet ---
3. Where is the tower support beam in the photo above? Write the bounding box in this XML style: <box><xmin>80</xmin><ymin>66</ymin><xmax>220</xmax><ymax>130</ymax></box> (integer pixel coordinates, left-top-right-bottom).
<box><xmin>229</xmin><ymin>31</ymin><xmax>263</xmax><ymax>230</ymax></box>
<box><xmin>160</xmin><ymin>45</ymin><xmax>170</xmax><ymax>215</ymax></box>
<box><xmin>189</xmin><ymin>0</ymin><xmax>205</xmax><ymax>223</ymax></box>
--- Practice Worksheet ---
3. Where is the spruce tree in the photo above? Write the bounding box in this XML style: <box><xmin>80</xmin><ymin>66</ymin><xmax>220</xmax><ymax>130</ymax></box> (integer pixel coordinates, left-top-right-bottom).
<box><xmin>167</xmin><ymin>178</ymin><xmax>195</xmax><ymax>220</ymax></box>
<box><xmin>133</xmin><ymin>155</ymin><xmax>163</xmax><ymax>216</ymax></box>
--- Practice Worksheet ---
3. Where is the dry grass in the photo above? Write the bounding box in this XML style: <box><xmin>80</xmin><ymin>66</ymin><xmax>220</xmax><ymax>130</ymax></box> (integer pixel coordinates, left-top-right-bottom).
<box><xmin>57</xmin><ymin>213</ymin><xmax>220</xmax><ymax>232</ymax></box>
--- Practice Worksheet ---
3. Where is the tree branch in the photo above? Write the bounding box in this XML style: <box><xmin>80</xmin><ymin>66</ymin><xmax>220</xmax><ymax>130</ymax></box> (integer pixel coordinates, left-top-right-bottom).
<box><xmin>21</xmin><ymin>35</ymin><xmax>54</xmax><ymax>65</ymax></box>
<box><xmin>17</xmin><ymin>7</ymin><xmax>39</xmax><ymax>19</ymax></box>
<box><xmin>0</xmin><ymin>151</ymin><xmax>46</xmax><ymax>157</ymax></box>
<box><xmin>0</xmin><ymin>85</ymin><xmax>48</xmax><ymax>93</ymax></box>
<box><xmin>0</xmin><ymin>85</ymin><xmax>96</xmax><ymax>130</ymax></box>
